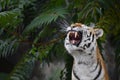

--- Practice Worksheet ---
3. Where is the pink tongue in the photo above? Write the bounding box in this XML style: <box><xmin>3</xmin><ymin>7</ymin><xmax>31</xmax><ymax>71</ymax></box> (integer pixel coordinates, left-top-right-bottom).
<box><xmin>71</xmin><ymin>40</ymin><xmax>75</xmax><ymax>44</ymax></box>
<box><xmin>71</xmin><ymin>40</ymin><xmax>78</xmax><ymax>44</ymax></box>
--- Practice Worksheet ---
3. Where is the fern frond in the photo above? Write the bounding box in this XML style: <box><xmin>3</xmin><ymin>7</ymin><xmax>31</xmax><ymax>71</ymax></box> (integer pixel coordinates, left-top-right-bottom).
<box><xmin>0</xmin><ymin>9</ymin><xmax>21</xmax><ymax>28</ymax></box>
<box><xmin>0</xmin><ymin>39</ymin><xmax>18</xmax><ymax>58</ymax></box>
<box><xmin>8</xmin><ymin>50</ymin><xmax>39</xmax><ymax>80</ymax></box>
<box><xmin>23</xmin><ymin>7</ymin><xmax>68</xmax><ymax>34</ymax></box>
<box><xmin>78</xmin><ymin>0</ymin><xmax>102</xmax><ymax>23</ymax></box>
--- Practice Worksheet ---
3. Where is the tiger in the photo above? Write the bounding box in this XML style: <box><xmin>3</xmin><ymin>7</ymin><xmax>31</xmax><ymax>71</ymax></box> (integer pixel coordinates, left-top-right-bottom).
<box><xmin>64</xmin><ymin>23</ymin><xmax>109</xmax><ymax>80</ymax></box>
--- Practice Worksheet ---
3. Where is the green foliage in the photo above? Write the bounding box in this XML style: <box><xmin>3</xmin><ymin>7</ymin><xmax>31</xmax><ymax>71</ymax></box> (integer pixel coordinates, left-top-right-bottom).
<box><xmin>0</xmin><ymin>0</ymin><xmax>36</xmax><ymax>29</ymax></box>
<box><xmin>77</xmin><ymin>0</ymin><xmax>103</xmax><ymax>23</ymax></box>
<box><xmin>23</xmin><ymin>7</ymin><xmax>68</xmax><ymax>34</ymax></box>
<box><xmin>38</xmin><ymin>44</ymin><xmax>54</xmax><ymax>62</ymax></box>
<box><xmin>8</xmin><ymin>49</ymin><xmax>39</xmax><ymax>80</ymax></box>
<box><xmin>0</xmin><ymin>0</ymin><xmax>40</xmax><ymax>80</ymax></box>
<box><xmin>0</xmin><ymin>9</ymin><xmax>21</xmax><ymax>28</ymax></box>
<box><xmin>0</xmin><ymin>39</ymin><xmax>18</xmax><ymax>57</ymax></box>
<box><xmin>44</xmin><ymin>41</ymin><xmax>67</xmax><ymax>62</ymax></box>
<box><xmin>33</xmin><ymin>25</ymin><xmax>57</xmax><ymax>44</ymax></box>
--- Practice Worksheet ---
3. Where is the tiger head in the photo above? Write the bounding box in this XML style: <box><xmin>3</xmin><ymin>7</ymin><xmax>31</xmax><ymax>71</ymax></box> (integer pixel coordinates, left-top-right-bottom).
<box><xmin>64</xmin><ymin>23</ymin><xmax>103</xmax><ymax>54</ymax></box>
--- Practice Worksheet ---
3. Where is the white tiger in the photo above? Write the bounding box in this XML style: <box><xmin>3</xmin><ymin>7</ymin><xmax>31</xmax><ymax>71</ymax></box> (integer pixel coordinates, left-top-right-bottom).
<box><xmin>64</xmin><ymin>23</ymin><xmax>109</xmax><ymax>80</ymax></box>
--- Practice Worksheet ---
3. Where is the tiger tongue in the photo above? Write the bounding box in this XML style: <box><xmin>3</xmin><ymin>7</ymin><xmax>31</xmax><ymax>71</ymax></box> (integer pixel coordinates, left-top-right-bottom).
<box><xmin>70</xmin><ymin>40</ymin><xmax>79</xmax><ymax>45</ymax></box>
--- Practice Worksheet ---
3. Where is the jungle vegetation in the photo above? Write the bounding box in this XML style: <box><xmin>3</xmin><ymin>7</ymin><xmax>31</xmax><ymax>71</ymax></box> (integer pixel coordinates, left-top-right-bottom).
<box><xmin>0</xmin><ymin>0</ymin><xmax>120</xmax><ymax>80</ymax></box>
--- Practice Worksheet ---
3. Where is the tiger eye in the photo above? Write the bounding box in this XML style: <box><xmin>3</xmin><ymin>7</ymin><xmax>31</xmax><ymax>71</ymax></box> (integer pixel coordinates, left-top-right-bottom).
<box><xmin>72</xmin><ymin>26</ymin><xmax>76</xmax><ymax>28</ymax></box>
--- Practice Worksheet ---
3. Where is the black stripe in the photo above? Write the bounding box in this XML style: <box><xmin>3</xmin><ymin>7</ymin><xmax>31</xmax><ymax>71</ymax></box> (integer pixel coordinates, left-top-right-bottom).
<box><xmin>90</xmin><ymin>61</ymin><xmax>99</xmax><ymax>73</ymax></box>
<box><xmin>83</xmin><ymin>43</ymin><xmax>91</xmax><ymax>49</ymax></box>
<box><xmin>66</xmin><ymin>43</ymin><xmax>70</xmax><ymax>45</ymax></box>
<box><xmin>92</xmin><ymin>35</ymin><xmax>94</xmax><ymax>42</ymax></box>
<box><xmin>84</xmin><ymin>32</ymin><xmax>92</xmax><ymax>42</ymax></box>
<box><xmin>90</xmin><ymin>47</ymin><xmax>94</xmax><ymax>53</ymax></box>
<box><xmin>84</xmin><ymin>38</ymin><xmax>91</xmax><ymax>42</ymax></box>
<box><xmin>73</xmin><ymin>70</ymin><xmax>80</xmax><ymax>80</ymax></box>
<box><xmin>78</xmin><ymin>61</ymin><xmax>88</xmax><ymax>65</ymax></box>
<box><xmin>93</xmin><ymin>62</ymin><xmax>102</xmax><ymax>80</ymax></box>
<box><xmin>77</xmin><ymin>41</ymin><xmax>81</xmax><ymax>47</ymax></box>
<box><xmin>87</xmin><ymin>32</ymin><xmax>92</xmax><ymax>37</ymax></box>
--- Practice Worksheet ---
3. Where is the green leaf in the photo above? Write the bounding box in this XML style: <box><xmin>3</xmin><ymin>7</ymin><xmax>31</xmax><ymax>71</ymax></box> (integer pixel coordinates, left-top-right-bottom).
<box><xmin>0</xmin><ymin>39</ymin><xmax>18</xmax><ymax>58</ymax></box>
<box><xmin>23</xmin><ymin>7</ymin><xmax>68</xmax><ymax>34</ymax></box>
<box><xmin>0</xmin><ymin>9</ymin><xmax>21</xmax><ymax>28</ymax></box>
<box><xmin>8</xmin><ymin>51</ymin><xmax>39</xmax><ymax>80</ymax></box>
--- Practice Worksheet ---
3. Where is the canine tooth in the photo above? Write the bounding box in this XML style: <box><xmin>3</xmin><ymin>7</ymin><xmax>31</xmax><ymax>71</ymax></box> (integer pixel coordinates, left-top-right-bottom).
<box><xmin>75</xmin><ymin>32</ymin><xmax>77</xmax><ymax>38</ymax></box>
<box><xmin>68</xmin><ymin>32</ymin><xmax>70</xmax><ymax>36</ymax></box>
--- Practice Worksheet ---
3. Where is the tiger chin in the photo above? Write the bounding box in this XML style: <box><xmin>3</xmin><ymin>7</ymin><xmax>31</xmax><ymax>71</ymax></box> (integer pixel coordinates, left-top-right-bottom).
<box><xmin>64</xmin><ymin>23</ymin><xmax>109</xmax><ymax>80</ymax></box>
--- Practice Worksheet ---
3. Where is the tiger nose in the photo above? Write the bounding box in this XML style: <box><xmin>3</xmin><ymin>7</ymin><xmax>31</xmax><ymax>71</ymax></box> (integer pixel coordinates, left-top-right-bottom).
<box><xmin>67</xmin><ymin>27</ymin><xmax>72</xmax><ymax>31</ymax></box>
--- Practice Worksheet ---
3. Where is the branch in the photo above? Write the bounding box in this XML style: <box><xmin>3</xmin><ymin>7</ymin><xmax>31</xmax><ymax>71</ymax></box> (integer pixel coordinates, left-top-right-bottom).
<box><xmin>3</xmin><ymin>27</ymin><xmax>66</xmax><ymax>47</ymax></box>
<box><xmin>18</xmin><ymin>33</ymin><xmax>66</xmax><ymax>47</ymax></box>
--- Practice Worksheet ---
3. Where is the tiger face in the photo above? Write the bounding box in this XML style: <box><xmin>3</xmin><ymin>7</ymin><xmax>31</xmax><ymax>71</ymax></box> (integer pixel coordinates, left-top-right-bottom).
<box><xmin>64</xmin><ymin>23</ymin><xmax>103</xmax><ymax>54</ymax></box>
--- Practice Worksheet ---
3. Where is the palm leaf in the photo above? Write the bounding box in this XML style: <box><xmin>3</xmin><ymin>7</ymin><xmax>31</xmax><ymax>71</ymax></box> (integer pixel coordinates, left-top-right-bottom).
<box><xmin>0</xmin><ymin>9</ymin><xmax>21</xmax><ymax>28</ymax></box>
<box><xmin>0</xmin><ymin>39</ymin><xmax>18</xmax><ymax>58</ymax></box>
<box><xmin>8</xmin><ymin>49</ymin><xmax>39</xmax><ymax>80</ymax></box>
<box><xmin>78</xmin><ymin>0</ymin><xmax>102</xmax><ymax>22</ymax></box>
<box><xmin>23</xmin><ymin>7</ymin><xmax>68</xmax><ymax>34</ymax></box>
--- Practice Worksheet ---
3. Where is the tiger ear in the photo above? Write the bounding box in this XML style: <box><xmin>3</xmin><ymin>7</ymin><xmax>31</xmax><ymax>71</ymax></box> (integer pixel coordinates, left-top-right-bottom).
<box><xmin>94</xmin><ymin>29</ymin><xmax>103</xmax><ymax>39</ymax></box>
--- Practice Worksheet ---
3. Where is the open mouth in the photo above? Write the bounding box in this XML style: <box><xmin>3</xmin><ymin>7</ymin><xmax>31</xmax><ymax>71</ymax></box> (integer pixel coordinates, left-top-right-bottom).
<box><xmin>68</xmin><ymin>31</ymin><xmax>82</xmax><ymax>46</ymax></box>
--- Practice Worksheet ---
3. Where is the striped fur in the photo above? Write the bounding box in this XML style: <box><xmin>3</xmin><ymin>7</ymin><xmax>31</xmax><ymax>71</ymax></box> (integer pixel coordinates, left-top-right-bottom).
<box><xmin>64</xmin><ymin>23</ymin><xmax>109</xmax><ymax>80</ymax></box>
